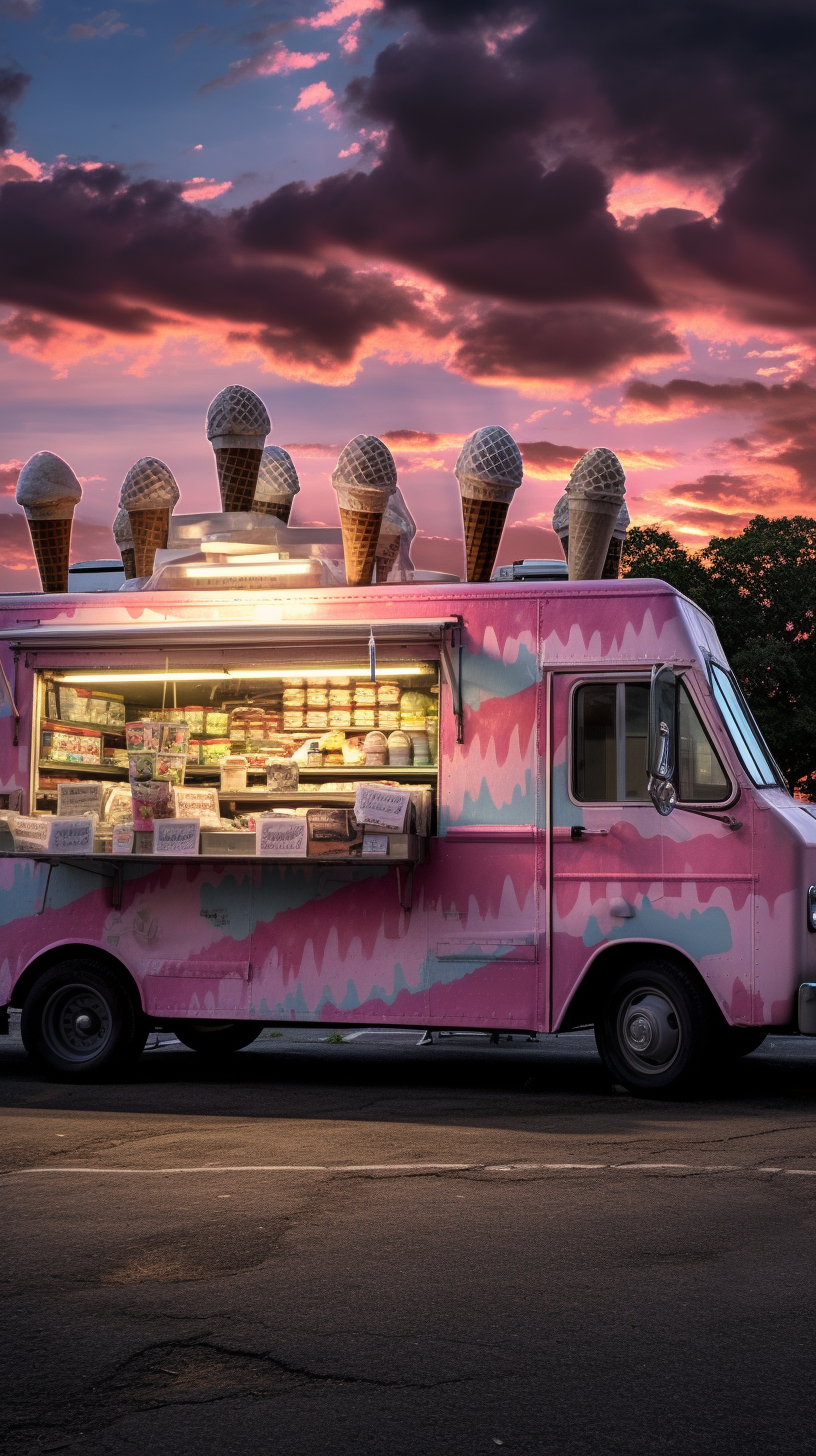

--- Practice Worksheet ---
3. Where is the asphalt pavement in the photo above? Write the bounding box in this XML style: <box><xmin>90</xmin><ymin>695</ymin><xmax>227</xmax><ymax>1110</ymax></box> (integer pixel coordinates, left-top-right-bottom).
<box><xmin>2</xmin><ymin>1020</ymin><xmax>816</xmax><ymax>1456</ymax></box>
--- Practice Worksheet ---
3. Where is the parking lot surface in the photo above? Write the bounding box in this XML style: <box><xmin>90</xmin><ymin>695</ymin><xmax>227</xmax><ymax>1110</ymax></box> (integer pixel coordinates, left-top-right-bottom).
<box><xmin>2</xmin><ymin>1023</ymin><xmax>815</xmax><ymax>1455</ymax></box>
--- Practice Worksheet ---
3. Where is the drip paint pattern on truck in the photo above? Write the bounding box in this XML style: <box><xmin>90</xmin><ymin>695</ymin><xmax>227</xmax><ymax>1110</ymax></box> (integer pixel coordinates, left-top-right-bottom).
<box><xmin>2</xmin><ymin>579</ymin><xmax>816</xmax><ymax>1039</ymax></box>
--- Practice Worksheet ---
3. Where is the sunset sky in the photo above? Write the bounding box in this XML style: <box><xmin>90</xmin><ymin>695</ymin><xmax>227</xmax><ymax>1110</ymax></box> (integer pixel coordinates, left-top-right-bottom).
<box><xmin>1</xmin><ymin>0</ymin><xmax>815</xmax><ymax>588</ymax></box>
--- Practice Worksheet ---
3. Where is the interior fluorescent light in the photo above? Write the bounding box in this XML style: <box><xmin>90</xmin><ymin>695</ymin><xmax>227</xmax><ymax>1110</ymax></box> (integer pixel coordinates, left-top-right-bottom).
<box><xmin>55</xmin><ymin>665</ymin><xmax>435</xmax><ymax>684</ymax></box>
<box><xmin>184</xmin><ymin>561</ymin><xmax>315</xmax><ymax>578</ymax></box>
<box><xmin>56</xmin><ymin>671</ymin><xmax>229</xmax><ymax>683</ymax></box>
<box><xmin>225</xmin><ymin>665</ymin><xmax>433</xmax><ymax>679</ymax></box>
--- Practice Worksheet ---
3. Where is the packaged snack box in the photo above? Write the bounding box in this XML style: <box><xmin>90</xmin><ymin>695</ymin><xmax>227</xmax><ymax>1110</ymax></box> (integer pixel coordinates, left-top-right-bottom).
<box><xmin>155</xmin><ymin>752</ymin><xmax>187</xmax><ymax>784</ymax></box>
<box><xmin>130</xmin><ymin>779</ymin><xmax>173</xmax><ymax>831</ymax></box>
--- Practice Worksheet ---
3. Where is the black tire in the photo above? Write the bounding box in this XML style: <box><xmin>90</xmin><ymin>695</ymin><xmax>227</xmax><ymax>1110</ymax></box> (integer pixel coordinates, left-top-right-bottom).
<box><xmin>172</xmin><ymin>1021</ymin><xmax>262</xmax><ymax>1056</ymax></box>
<box><xmin>721</xmin><ymin>1026</ymin><xmax>768</xmax><ymax>1058</ymax></box>
<box><xmin>595</xmin><ymin>957</ymin><xmax>719</xmax><ymax>1097</ymax></box>
<box><xmin>21</xmin><ymin>959</ymin><xmax>148</xmax><ymax>1081</ymax></box>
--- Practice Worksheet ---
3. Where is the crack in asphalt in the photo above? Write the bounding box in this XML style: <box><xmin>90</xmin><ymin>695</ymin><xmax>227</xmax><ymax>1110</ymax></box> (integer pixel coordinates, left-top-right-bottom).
<box><xmin>2</xmin><ymin>1337</ymin><xmax>479</xmax><ymax>1454</ymax></box>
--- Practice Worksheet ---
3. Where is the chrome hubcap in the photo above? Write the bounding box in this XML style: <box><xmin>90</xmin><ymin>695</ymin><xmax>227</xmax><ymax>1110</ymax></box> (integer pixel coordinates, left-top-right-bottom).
<box><xmin>618</xmin><ymin>989</ymin><xmax>681</xmax><ymax>1075</ymax></box>
<box><xmin>41</xmin><ymin>985</ymin><xmax>113</xmax><ymax>1063</ymax></box>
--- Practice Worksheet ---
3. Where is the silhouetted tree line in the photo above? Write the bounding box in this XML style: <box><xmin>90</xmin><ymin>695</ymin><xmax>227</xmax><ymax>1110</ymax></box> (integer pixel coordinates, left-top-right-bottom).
<box><xmin>622</xmin><ymin>516</ymin><xmax>816</xmax><ymax>791</ymax></box>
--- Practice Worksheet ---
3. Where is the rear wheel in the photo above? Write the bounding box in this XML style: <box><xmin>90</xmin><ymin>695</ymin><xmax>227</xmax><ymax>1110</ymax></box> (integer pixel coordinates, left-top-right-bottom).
<box><xmin>595</xmin><ymin>958</ymin><xmax>718</xmax><ymax>1097</ymax></box>
<box><xmin>172</xmin><ymin>1021</ymin><xmax>262</xmax><ymax>1056</ymax></box>
<box><xmin>21</xmin><ymin>960</ymin><xmax>147</xmax><ymax>1080</ymax></box>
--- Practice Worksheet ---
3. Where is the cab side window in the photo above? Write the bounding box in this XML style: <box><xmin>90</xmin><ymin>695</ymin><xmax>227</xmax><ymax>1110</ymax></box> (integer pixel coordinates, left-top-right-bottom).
<box><xmin>573</xmin><ymin>679</ymin><xmax>730</xmax><ymax>804</ymax></box>
<box><xmin>573</xmin><ymin>682</ymin><xmax>649</xmax><ymax>802</ymax></box>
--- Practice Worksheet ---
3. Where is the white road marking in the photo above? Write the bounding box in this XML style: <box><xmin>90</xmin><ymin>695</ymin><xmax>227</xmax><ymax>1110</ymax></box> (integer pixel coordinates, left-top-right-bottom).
<box><xmin>6</xmin><ymin>1162</ymin><xmax>816</xmax><ymax>1177</ymax></box>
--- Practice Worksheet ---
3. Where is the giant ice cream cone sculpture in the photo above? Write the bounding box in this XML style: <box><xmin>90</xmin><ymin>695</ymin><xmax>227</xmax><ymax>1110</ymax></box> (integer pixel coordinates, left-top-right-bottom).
<box><xmin>565</xmin><ymin>448</ymin><xmax>626</xmax><ymax>581</ymax></box>
<box><xmin>113</xmin><ymin>506</ymin><xmax>136</xmax><ymax>580</ymax></box>
<box><xmin>120</xmin><ymin>457</ymin><xmax>180</xmax><ymax>579</ymax></box>
<box><xmin>253</xmin><ymin>444</ymin><xmax>300</xmax><ymax>522</ymax></box>
<box><xmin>332</xmin><ymin>435</ymin><xmax>397</xmax><ymax>587</ymax></box>
<box><xmin>602</xmin><ymin>499</ymin><xmax>630</xmax><ymax>579</ymax></box>
<box><xmin>206</xmin><ymin>385</ymin><xmax>270</xmax><ymax>512</ymax></box>
<box><xmin>552</xmin><ymin>492</ymin><xmax>569</xmax><ymax>564</ymax></box>
<box><xmin>375</xmin><ymin>487</ymin><xmax>416</xmax><ymax>582</ymax></box>
<box><xmin>16</xmin><ymin>452</ymin><xmax>82</xmax><ymax>593</ymax></box>
<box><xmin>455</xmin><ymin>425</ymin><xmax>523</xmax><ymax>582</ymax></box>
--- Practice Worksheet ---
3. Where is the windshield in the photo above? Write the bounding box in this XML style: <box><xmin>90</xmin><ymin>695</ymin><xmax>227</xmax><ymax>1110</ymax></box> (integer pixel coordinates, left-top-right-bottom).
<box><xmin>708</xmin><ymin>662</ymin><xmax>784</xmax><ymax>789</ymax></box>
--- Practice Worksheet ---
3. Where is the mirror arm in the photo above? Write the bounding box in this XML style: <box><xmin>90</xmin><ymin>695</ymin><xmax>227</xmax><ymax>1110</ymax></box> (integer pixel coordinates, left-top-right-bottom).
<box><xmin>672</xmin><ymin>805</ymin><xmax>743</xmax><ymax>830</ymax></box>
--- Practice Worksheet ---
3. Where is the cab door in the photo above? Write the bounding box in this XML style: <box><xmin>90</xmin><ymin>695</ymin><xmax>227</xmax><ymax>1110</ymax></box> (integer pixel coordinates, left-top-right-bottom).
<box><xmin>549</xmin><ymin>672</ymin><xmax>664</xmax><ymax>1029</ymax></box>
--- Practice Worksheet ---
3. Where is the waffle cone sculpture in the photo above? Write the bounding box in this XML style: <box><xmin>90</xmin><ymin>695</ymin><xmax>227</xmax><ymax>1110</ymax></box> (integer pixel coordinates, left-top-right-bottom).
<box><xmin>455</xmin><ymin>425</ymin><xmax>523</xmax><ymax>582</ymax></box>
<box><xmin>552</xmin><ymin>492</ymin><xmax>570</xmax><ymax>564</ymax></box>
<box><xmin>566</xmin><ymin>448</ymin><xmax>626</xmax><ymax>581</ymax></box>
<box><xmin>120</xmin><ymin>457</ymin><xmax>180</xmax><ymax>578</ymax></box>
<box><xmin>16</xmin><ymin>452</ymin><xmax>82</xmax><ymax>593</ymax></box>
<box><xmin>552</xmin><ymin>490</ymin><xmax>629</xmax><ymax>578</ymax></box>
<box><xmin>332</xmin><ymin>435</ymin><xmax>397</xmax><ymax>586</ymax></box>
<box><xmin>602</xmin><ymin>500</ymin><xmax>630</xmax><ymax>579</ymax></box>
<box><xmin>253</xmin><ymin>444</ymin><xmax>300</xmax><ymax>522</ymax></box>
<box><xmin>206</xmin><ymin>385</ymin><xmax>270</xmax><ymax>512</ymax></box>
<box><xmin>374</xmin><ymin>487</ymin><xmax>417</xmax><ymax>582</ymax></box>
<box><xmin>113</xmin><ymin>506</ymin><xmax>136</xmax><ymax>579</ymax></box>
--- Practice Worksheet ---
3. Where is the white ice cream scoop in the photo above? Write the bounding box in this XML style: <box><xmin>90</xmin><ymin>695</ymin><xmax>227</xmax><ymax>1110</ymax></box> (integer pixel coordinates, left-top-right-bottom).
<box><xmin>16</xmin><ymin>452</ymin><xmax>82</xmax><ymax>518</ymax></box>
<box><xmin>206</xmin><ymin>385</ymin><xmax>271</xmax><ymax>449</ymax></box>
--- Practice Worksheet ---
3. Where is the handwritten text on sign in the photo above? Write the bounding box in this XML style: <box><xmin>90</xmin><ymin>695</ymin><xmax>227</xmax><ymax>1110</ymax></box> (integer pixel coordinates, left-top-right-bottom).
<box><xmin>56</xmin><ymin>781</ymin><xmax>105</xmax><ymax>817</ymax></box>
<box><xmin>354</xmin><ymin>785</ymin><xmax>410</xmax><ymax>831</ymax></box>
<box><xmin>153</xmin><ymin>819</ymin><xmax>201</xmax><ymax>856</ymax></box>
<box><xmin>172</xmin><ymin>787</ymin><xmax>221</xmax><ymax>827</ymax></box>
<box><xmin>256</xmin><ymin>816</ymin><xmax>308</xmax><ymax>857</ymax></box>
<box><xmin>12</xmin><ymin>816</ymin><xmax>96</xmax><ymax>854</ymax></box>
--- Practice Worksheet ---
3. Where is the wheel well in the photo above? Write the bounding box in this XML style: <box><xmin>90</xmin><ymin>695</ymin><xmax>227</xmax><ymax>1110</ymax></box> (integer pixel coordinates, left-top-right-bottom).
<box><xmin>558</xmin><ymin>941</ymin><xmax>728</xmax><ymax>1033</ymax></box>
<box><xmin>9</xmin><ymin>945</ymin><xmax>143</xmax><ymax>1015</ymax></box>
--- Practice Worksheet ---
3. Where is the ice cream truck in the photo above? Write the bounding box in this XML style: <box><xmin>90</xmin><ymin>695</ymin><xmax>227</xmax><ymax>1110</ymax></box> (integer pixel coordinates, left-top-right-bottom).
<box><xmin>3</xmin><ymin>410</ymin><xmax>816</xmax><ymax>1095</ymax></box>
<box><xmin>1</xmin><ymin>565</ymin><xmax>816</xmax><ymax>1097</ymax></box>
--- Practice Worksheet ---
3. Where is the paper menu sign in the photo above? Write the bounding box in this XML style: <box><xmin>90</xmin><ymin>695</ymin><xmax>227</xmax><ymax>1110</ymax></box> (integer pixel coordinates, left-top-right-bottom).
<box><xmin>172</xmin><ymin>786</ymin><xmax>221</xmax><ymax>828</ymax></box>
<box><xmin>12</xmin><ymin>816</ymin><xmax>96</xmax><ymax>854</ymax></box>
<box><xmin>11</xmin><ymin>816</ymin><xmax>53</xmax><ymax>852</ymax></box>
<box><xmin>56</xmin><ymin>781</ymin><xmax>106</xmax><ymax>817</ymax></box>
<box><xmin>256</xmin><ymin>815</ymin><xmax>308</xmax><ymax>857</ymax></box>
<box><xmin>354</xmin><ymin>785</ymin><xmax>410</xmax><ymax>831</ymax></box>
<box><xmin>362</xmin><ymin>833</ymin><xmax>388</xmax><ymax>856</ymax></box>
<box><xmin>153</xmin><ymin>818</ymin><xmax>200</xmax><ymax>856</ymax></box>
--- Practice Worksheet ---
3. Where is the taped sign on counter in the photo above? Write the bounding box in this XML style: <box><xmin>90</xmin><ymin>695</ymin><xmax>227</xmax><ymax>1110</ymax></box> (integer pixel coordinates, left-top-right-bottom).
<box><xmin>12</xmin><ymin>816</ymin><xmax>96</xmax><ymax>854</ymax></box>
<box><xmin>256</xmin><ymin>815</ymin><xmax>308</xmax><ymax>858</ymax></box>
<box><xmin>354</xmin><ymin>784</ymin><xmax>410</xmax><ymax>831</ymax></box>
<box><xmin>153</xmin><ymin>818</ymin><xmax>200</xmax><ymax>856</ymax></box>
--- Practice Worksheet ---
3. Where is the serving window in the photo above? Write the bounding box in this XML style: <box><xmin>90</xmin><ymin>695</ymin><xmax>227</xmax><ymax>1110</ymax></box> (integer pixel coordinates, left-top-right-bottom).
<box><xmin>29</xmin><ymin>657</ymin><xmax>439</xmax><ymax>859</ymax></box>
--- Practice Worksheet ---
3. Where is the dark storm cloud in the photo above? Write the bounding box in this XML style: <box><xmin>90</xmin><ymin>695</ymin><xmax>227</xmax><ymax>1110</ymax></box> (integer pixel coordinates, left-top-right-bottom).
<box><xmin>450</xmin><ymin>305</ymin><xmax>681</xmax><ymax>380</ymax></box>
<box><xmin>0</xmin><ymin>62</ymin><xmax>30</xmax><ymax>148</ymax></box>
<box><xmin>2</xmin><ymin>3</ymin><xmax>816</xmax><ymax>380</ymax></box>
<box><xmin>0</xmin><ymin>164</ymin><xmax>425</xmax><ymax>368</ymax></box>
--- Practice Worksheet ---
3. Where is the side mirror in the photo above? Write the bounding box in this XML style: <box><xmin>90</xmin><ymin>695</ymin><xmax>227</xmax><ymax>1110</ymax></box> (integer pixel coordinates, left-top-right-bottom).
<box><xmin>648</xmin><ymin>664</ymin><xmax>677</xmax><ymax>816</ymax></box>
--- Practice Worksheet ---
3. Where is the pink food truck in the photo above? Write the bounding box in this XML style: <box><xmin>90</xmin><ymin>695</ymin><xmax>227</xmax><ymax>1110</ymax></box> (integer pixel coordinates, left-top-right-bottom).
<box><xmin>2</xmin><ymin>566</ymin><xmax>816</xmax><ymax>1095</ymax></box>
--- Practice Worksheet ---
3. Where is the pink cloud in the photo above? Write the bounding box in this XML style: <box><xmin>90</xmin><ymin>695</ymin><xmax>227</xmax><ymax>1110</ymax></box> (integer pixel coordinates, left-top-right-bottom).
<box><xmin>295</xmin><ymin>81</ymin><xmax>335</xmax><ymax>111</ymax></box>
<box><xmin>0</xmin><ymin>459</ymin><xmax>23</xmax><ymax>497</ymax></box>
<box><xmin>180</xmin><ymin>177</ymin><xmax>233</xmax><ymax>203</ymax></box>
<box><xmin>0</xmin><ymin>149</ymin><xmax>46</xmax><ymax>184</ymax></box>
<box><xmin>204</xmin><ymin>44</ymin><xmax>329</xmax><ymax>90</ymax></box>
<box><xmin>302</xmin><ymin>0</ymin><xmax>383</xmax><ymax>28</ymax></box>
<box><xmin>608</xmin><ymin>171</ymin><xmax>723</xmax><ymax>222</ymax></box>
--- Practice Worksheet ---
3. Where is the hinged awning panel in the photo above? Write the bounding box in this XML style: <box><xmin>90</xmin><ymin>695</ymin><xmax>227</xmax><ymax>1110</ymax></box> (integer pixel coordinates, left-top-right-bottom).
<box><xmin>0</xmin><ymin>616</ymin><xmax>459</xmax><ymax>653</ymax></box>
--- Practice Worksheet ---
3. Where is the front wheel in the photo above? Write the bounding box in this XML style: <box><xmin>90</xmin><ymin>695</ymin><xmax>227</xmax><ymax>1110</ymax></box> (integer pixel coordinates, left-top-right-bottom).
<box><xmin>172</xmin><ymin>1021</ymin><xmax>262</xmax><ymax>1056</ymax></box>
<box><xmin>21</xmin><ymin>960</ymin><xmax>147</xmax><ymax>1080</ymax></box>
<box><xmin>595</xmin><ymin>959</ymin><xmax>718</xmax><ymax>1097</ymax></box>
